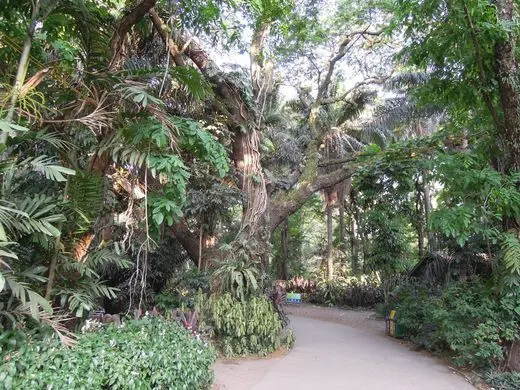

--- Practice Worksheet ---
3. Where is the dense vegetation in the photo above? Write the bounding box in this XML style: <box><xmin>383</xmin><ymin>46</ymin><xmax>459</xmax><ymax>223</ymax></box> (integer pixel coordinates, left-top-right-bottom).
<box><xmin>1</xmin><ymin>0</ymin><xmax>520</xmax><ymax>387</ymax></box>
<box><xmin>1</xmin><ymin>317</ymin><xmax>216</xmax><ymax>389</ymax></box>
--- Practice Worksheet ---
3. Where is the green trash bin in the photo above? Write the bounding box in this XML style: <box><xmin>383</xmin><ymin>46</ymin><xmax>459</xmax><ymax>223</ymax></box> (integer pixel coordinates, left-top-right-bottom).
<box><xmin>386</xmin><ymin>309</ymin><xmax>405</xmax><ymax>338</ymax></box>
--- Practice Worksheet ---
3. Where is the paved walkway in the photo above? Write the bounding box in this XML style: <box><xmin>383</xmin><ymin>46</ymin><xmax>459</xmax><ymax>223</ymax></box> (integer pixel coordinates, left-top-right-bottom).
<box><xmin>213</xmin><ymin>313</ymin><xmax>476</xmax><ymax>389</ymax></box>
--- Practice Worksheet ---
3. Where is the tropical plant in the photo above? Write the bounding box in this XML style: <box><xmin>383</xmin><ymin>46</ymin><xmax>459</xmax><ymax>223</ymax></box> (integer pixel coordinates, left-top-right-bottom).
<box><xmin>0</xmin><ymin>317</ymin><xmax>216</xmax><ymax>389</ymax></box>
<box><xmin>196</xmin><ymin>292</ymin><xmax>294</xmax><ymax>357</ymax></box>
<box><xmin>211</xmin><ymin>245</ymin><xmax>261</xmax><ymax>302</ymax></box>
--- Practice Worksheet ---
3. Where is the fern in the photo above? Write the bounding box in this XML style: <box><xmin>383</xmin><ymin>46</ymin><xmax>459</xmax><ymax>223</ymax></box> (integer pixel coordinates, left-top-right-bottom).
<box><xmin>57</xmin><ymin>248</ymin><xmax>131</xmax><ymax>317</ymax></box>
<box><xmin>97</xmin><ymin>132</ymin><xmax>149</xmax><ymax>168</ymax></box>
<box><xmin>20</xmin><ymin>130</ymin><xmax>76</xmax><ymax>152</ymax></box>
<box><xmin>66</xmin><ymin>171</ymin><xmax>103</xmax><ymax>225</ymax></box>
<box><xmin>116</xmin><ymin>83</ymin><xmax>163</xmax><ymax>108</ymax></box>
<box><xmin>502</xmin><ymin>232</ymin><xmax>520</xmax><ymax>275</ymax></box>
<box><xmin>169</xmin><ymin>66</ymin><xmax>212</xmax><ymax>100</ymax></box>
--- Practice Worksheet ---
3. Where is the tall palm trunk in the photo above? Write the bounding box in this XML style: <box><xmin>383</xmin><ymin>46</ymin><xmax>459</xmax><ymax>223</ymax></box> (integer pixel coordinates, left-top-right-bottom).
<box><xmin>326</xmin><ymin>202</ymin><xmax>334</xmax><ymax>279</ymax></box>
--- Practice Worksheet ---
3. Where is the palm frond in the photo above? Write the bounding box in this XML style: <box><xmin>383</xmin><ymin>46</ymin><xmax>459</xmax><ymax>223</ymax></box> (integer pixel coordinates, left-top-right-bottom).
<box><xmin>67</xmin><ymin>170</ymin><xmax>103</xmax><ymax>225</ymax></box>
<box><xmin>2</xmin><ymin>267</ymin><xmax>52</xmax><ymax>320</ymax></box>
<box><xmin>32</xmin><ymin>130</ymin><xmax>76</xmax><ymax>152</ymax></box>
<box><xmin>0</xmin><ymin>196</ymin><xmax>65</xmax><ymax>239</ymax></box>
<box><xmin>502</xmin><ymin>232</ymin><xmax>520</xmax><ymax>276</ymax></box>
<box><xmin>21</xmin><ymin>155</ymin><xmax>76</xmax><ymax>182</ymax></box>
<box><xmin>385</xmin><ymin>72</ymin><xmax>430</xmax><ymax>91</ymax></box>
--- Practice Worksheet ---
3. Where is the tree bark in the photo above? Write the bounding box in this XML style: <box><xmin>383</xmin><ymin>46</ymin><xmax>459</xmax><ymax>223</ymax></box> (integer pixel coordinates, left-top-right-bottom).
<box><xmin>2</xmin><ymin>0</ymin><xmax>42</xmax><ymax>144</ymax></box>
<box><xmin>423</xmin><ymin>172</ymin><xmax>435</xmax><ymax>252</ymax></box>
<box><xmin>108</xmin><ymin>0</ymin><xmax>157</xmax><ymax>70</ymax></box>
<box><xmin>279</xmin><ymin>218</ymin><xmax>289</xmax><ymax>280</ymax></box>
<box><xmin>326</xmin><ymin>203</ymin><xmax>334</xmax><ymax>279</ymax></box>
<box><xmin>349</xmin><ymin>191</ymin><xmax>359</xmax><ymax>274</ymax></box>
<box><xmin>495</xmin><ymin>0</ymin><xmax>520</xmax><ymax>231</ymax></box>
<box><xmin>270</xmin><ymin>163</ymin><xmax>357</xmax><ymax>231</ymax></box>
<box><xmin>496</xmin><ymin>1</ymin><xmax>520</xmax><ymax>172</ymax></box>
<box><xmin>148</xmin><ymin>8</ymin><xmax>186</xmax><ymax>67</ymax></box>
<box><xmin>338</xmin><ymin>195</ymin><xmax>345</xmax><ymax>251</ymax></box>
<box><xmin>415</xmin><ymin>177</ymin><xmax>425</xmax><ymax>260</ymax></box>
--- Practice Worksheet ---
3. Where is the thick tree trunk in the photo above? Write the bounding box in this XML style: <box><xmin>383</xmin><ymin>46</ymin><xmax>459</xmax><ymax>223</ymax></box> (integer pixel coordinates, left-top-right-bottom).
<box><xmin>163</xmin><ymin>16</ymin><xmax>363</xmax><ymax>266</ymax></box>
<box><xmin>495</xmin><ymin>0</ymin><xmax>520</xmax><ymax>175</ymax></box>
<box><xmin>149</xmin><ymin>8</ymin><xmax>186</xmax><ymax>67</ymax></box>
<box><xmin>279</xmin><ymin>218</ymin><xmax>289</xmax><ymax>280</ymax></box>
<box><xmin>269</xmin><ymin>163</ymin><xmax>357</xmax><ymax>231</ymax></box>
<box><xmin>417</xmin><ymin>222</ymin><xmax>425</xmax><ymax>259</ymax></box>
<box><xmin>350</xmin><ymin>191</ymin><xmax>360</xmax><ymax>275</ymax></box>
<box><xmin>108</xmin><ymin>0</ymin><xmax>157</xmax><ymax>70</ymax></box>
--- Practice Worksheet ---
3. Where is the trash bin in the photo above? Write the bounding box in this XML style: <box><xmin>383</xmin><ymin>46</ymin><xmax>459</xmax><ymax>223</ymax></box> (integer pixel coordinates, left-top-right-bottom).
<box><xmin>386</xmin><ymin>309</ymin><xmax>405</xmax><ymax>338</ymax></box>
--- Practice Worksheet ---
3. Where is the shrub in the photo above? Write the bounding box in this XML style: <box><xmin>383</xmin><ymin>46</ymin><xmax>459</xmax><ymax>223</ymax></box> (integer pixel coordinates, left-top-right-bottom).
<box><xmin>432</xmin><ymin>280</ymin><xmax>520</xmax><ymax>368</ymax></box>
<box><xmin>155</xmin><ymin>266</ymin><xmax>210</xmax><ymax>310</ymax></box>
<box><xmin>309</xmin><ymin>275</ymin><xmax>383</xmax><ymax>307</ymax></box>
<box><xmin>311</xmin><ymin>278</ymin><xmax>346</xmax><ymax>306</ymax></box>
<box><xmin>211</xmin><ymin>259</ymin><xmax>260</xmax><ymax>303</ymax></box>
<box><xmin>285</xmin><ymin>276</ymin><xmax>316</xmax><ymax>294</ymax></box>
<box><xmin>484</xmin><ymin>371</ymin><xmax>520</xmax><ymax>390</ymax></box>
<box><xmin>197</xmin><ymin>293</ymin><xmax>294</xmax><ymax>357</ymax></box>
<box><xmin>343</xmin><ymin>276</ymin><xmax>384</xmax><ymax>307</ymax></box>
<box><xmin>1</xmin><ymin>317</ymin><xmax>216</xmax><ymax>389</ymax></box>
<box><xmin>395</xmin><ymin>278</ymin><xmax>520</xmax><ymax>368</ymax></box>
<box><xmin>395</xmin><ymin>281</ymin><xmax>440</xmax><ymax>350</ymax></box>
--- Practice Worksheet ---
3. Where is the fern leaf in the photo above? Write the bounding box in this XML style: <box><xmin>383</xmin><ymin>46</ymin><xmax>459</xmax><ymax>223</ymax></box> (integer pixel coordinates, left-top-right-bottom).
<box><xmin>502</xmin><ymin>232</ymin><xmax>520</xmax><ymax>275</ymax></box>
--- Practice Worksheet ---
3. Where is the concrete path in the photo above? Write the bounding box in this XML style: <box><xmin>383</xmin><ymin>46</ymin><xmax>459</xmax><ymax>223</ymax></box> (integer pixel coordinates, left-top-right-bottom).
<box><xmin>213</xmin><ymin>314</ymin><xmax>476</xmax><ymax>390</ymax></box>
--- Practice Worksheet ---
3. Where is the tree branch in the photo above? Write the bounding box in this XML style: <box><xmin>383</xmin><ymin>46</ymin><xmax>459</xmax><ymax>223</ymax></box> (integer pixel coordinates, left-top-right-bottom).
<box><xmin>319</xmin><ymin>73</ymin><xmax>393</xmax><ymax>105</ymax></box>
<box><xmin>172</xmin><ymin>220</ymin><xmax>200</xmax><ymax>262</ymax></box>
<box><xmin>269</xmin><ymin>164</ymin><xmax>358</xmax><ymax>231</ymax></box>
<box><xmin>148</xmin><ymin>8</ymin><xmax>186</xmax><ymax>67</ymax></box>
<box><xmin>108</xmin><ymin>0</ymin><xmax>157</xmax><ymax>70</ymax></box>
<box><xmin>317</xmin><ymin>27</ymin><xmax>384</xmax><ymax>100</ymax></box>
<box><xmin>317</xmin><ymin>154</ymin><xmax>361</xmax><ymax>167</ymax></box>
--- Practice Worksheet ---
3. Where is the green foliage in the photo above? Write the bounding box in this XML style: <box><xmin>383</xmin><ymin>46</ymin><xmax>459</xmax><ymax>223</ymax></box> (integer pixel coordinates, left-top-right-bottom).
<box><xmin>394</xmin><ymin>280</ymin><xmax>440</xmax><ymax>350</ymax></box>
<box><xmin>484</xmin><ymin>371</ymin><xmax>520</xmax><ymax>390</ymax></box>
<box><xmin>173</xmin><ymin>117</ymin><xmax>229</xmax><ymax>178</ymax></box>
<box><xmin>0</xmin><ymin>267</ymin><xmax>52</xmax><ymax>323</ymax></box>
<box><xmin>0</xmin><ymin>317</ymin><xmax>216</xmax><ymax>389</ymax></box>
<box><xmin>365</xmin><ymin>212</ymin><xmax>414</xmax><ymax>275</ymax></box>
<box><xmin>155</xmin><ymin>267</ymin><xmax>209</xmax><ymax>310</ymax></box>
<box><xmin>501</xmin><ymin>233</ymin><xmax>520</xmax><ymax>276</ymax></box>
<box><xmin>57</xmin><ymin>248</ymin><xmax>132</xmax><ymax>318</ymax></box>
<box><xmin>196</xmin><ymin>293</ymin><xmax>293</xmax><ymax>357</ymax></box>
<box><xmin>396</xmin><ymin>279</ymin><xmax>520</xmax><ymax>368</ymax></box>
<box><xmin>311</xmin><ymin>274</ymin><xmax>383</xmax><ymax>307</ymax></box>
<box><xmin>432</xmin><ymin>281</ymin><xmax>519</xmax><ymax>368</ymax></box>
<box><xmin>211</xmin><ymin>256</ymin><xmax>260</xmax><ymax>303</ymax></box>
<box><xmin>313</xmin><ymin>277</ymin><xmax>346</xmax><ymax>306</ymax></box>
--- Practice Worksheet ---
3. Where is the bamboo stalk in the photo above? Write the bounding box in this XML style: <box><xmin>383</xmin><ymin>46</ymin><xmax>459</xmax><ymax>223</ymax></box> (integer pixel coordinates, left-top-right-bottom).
<box><xmin>1</xmin><ymin>1</ymin><xmax>41</xmax><ymax>144</ymax></box>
